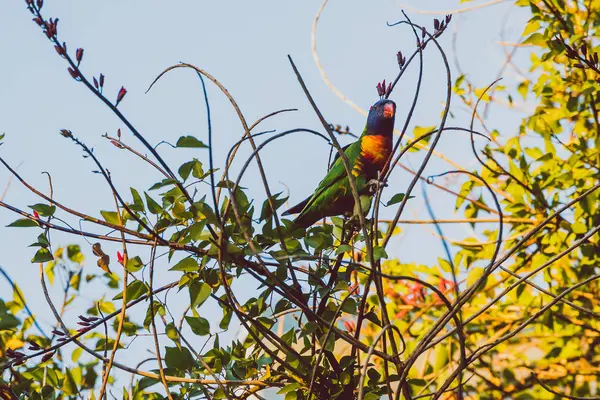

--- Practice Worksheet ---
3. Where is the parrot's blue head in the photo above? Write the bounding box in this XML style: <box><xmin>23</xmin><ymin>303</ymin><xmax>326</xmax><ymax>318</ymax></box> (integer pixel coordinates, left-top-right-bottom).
<box><xmin>366</xmin><ymin>99</ymin><xmax>396</xmax><ymax>136</ymax></box>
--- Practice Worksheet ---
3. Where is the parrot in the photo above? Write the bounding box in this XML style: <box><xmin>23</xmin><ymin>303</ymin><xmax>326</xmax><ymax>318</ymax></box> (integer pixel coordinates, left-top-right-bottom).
<box><xmin>282</xmin><ymin>95</ymin><xmax>396</xmax><ymax>228</ymax></box>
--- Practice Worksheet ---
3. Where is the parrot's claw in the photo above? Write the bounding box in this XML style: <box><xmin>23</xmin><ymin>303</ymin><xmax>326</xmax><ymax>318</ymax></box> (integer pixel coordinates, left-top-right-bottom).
<box><xmin>367</xmin><ymin>179</ymin><xmax>387</xmax><ymax>193</ymax></box>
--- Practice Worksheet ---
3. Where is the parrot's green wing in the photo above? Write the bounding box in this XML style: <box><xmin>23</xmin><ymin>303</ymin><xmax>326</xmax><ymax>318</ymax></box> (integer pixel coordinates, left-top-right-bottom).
<box><xmin>284</xmin><ymin>141</ymin><xmax>368</xmax><ymax>227</ymax></box>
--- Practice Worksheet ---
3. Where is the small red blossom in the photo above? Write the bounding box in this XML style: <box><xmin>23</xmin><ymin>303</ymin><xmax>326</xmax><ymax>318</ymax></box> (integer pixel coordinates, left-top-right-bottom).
<box><xmin>117</xmin><ymin>251</ymin><xmax>124</xmax><ymax>265</ymax></box>
<box><xmin>33</xmin><ymin>17</ymin><xmax>43</xmax><ymax>26</ymax></box>
<box><xmin>397</xmin><ymin>51</ymin><xmax>406</xmax><ymax>67</ymax></box>
<box><xmin>27</xmin><ymin>341</ymin><xmax>41</xmax><ymax>351</ymax></box>
<box><xmin>44</xmin><ymin>18</ymin><xmax>58</xmax><ymax>38</ymax></box>
<box><xmin>116</xmin><ymin>86</ymin><xmax>127</xmax><ymax>106</ymax></box>
<box><xmin>93</xmin><ymin>76</ymin><xmax>99</xmax><ymax>89</ymax></box>
<box><xmin>36</xmin><ymin>0</ymin><xmax>43</xmax><ymax>9</ymax></box>
<box><xmin>434</xmin><ymin>278</ymin><xmax>455</xmax><ymax>305</ymax></box>
<box><xmin>400</xmin><ymin>282</ymin><xmax>425</xmax><ymax>306</ymax></box>
<box><xmin>376</xmin><ymin>79</ymin><xmax>392</xmax><ymax>98</ymax></box>
<box><xmin>67</xmin><ymin>67</ymin><xmax>79</xmax><ymax>80</ymax></box>
<box><xmin>401</xmin><ymin>293</ymin><xmax>419</xmax><ymax>306</ymax></box>
<box><xmin>59</xmin><ymin>129</ymin><xmax>72</xmax><ymax>138</ymax></box>
<box><xmin>54</xmin><ymin>44</ymin><xmax>65</xmax><ymax>57</ymax></box>
<box><xmin>75</xmin><ymin>48</ymin><xmax>84</xmax><ymax>64</ymax></box>
<box><xmin>41</xmin><ymin>351</ymin><xmax>55</xmax><ymax>363</ymax></box>
<box><xmin>111</xmin><ymin>140</ymin><xmax>125</xmax><ymax>149</ymax></box>
<box><xmin>33</xmin><ymin>210</ymin><xmax>40</xmax><ymax>219</ymax></box>
<box><xmin>343</xmin><ymin>320</ymin><xmax>356</xmax><ymax>333</ymax></box>
<box><xmin>438</xmin><ymin>278</ymin><xmax>454</xmax><ymax>293</ymax></box>
<box><xmin>99</xmin><ymin>73</ymin><xmax>105</xmax><ymax>88</ymax></box>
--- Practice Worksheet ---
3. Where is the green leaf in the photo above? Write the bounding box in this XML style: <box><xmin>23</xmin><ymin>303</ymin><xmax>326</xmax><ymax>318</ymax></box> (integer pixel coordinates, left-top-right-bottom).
<box><xmin>259</xmin><ymin>192</ymin><xmax>288</xmax><ymax>222</ymax></box>
<box><xmin>169</xmin><ymin>257</ymin><xmax>200</xmax><ymax>272</ymax></box>
<box><xmin>185</xmin><ymin>316</ymin><xmax>210</xmax><ymax>336</ymax></box>
<box><xmin>67</xmin><ymin>245</ymin><xmax>84</xmax><ymax>263</ymax></box>
<box><xmin>341</xmin><ymin>297</ymin><xmax>358</xmax><ymax>315</ymax></box>
<box><xmin>7</xmin><ymin>218</ymin><xmax>38</xmax><ymax>228</ymax></box>
<box><xmin>176</xmin><ymin>135</ymin><xmax>208</xmax><ymax>148</ymax></box>
<box><xmin>30</xmin><ymin>233</ymin><xmax>50</xmax><ymax>248</ymax></box>
<box><xmin>178</xmin><ymin>160</ymin><xmax>195</xmax><ymax>180</ymax></box>
<box><xmin>278</xmin><ymin>384</ymin><xmax>302</xmax><ymax>395</ymax></box>
<box><xmin>165</xmin><ymin>322</ymin><xmax>180</xmax><ymax>343</ymax></box>
<box><xmin>220</xmin><ymin>308</ymin><xmax>233</xmax><ymax>330</ymax></box>
<box><xmin>284</xmin><ymin>392</ymin><xmax>298</xmax><ymax>400</ymax></box>
<box><xmin>0</xmin><ymin>300</ymin><xmax>19</xmax><ymax>331</ymax></box>
<box><xmin>165</xmin><ymin>346</ymin><xmax>195</xmax><ymax>371</ymax></box>
<box><xmin>29</xmin><ymin>203</ymin><xmax>56</xmax><ymax>217</ymax></box>
<box><xmin>113</xmin><ymin>280</ymin><xmax>148</xmax><ymax>301</ymax></box>
<box><xmin>373</xmin><ymin>246</ymin><xmax>388</xmax><ymax>261</ymax></box>
<box><xmin>60</xmin><ymin>368</ymin><xmax>79</xmax><ymax>396</ymax></box>
<box><xmin>125</xmin><ymin>256</ymin><xmax>144</xmax><ymax>272</ymax></box>
<box><xmin>189</xmin><ymin>281</ymin><xmax>211</xmax><ymax>308</ymax></box>
<box><xmin>148</xmin><ymin>178</ymin><xmax>178</xmax><ymax>191</ymax></box>
<box><xmin>335</xmin><ymin>244</ymin><xmax>352</xmax><ymax>255</ymax></box>
<box><xmin>129</xmin><ymin>188</ymin><xmax>145</xmax><ymax>212</ymax></box>
<box><xmin>31</xmin><ymin>248</ymin><xmax>53</xmax><ymax>263</ymax></box>
<box><xmin>100</xmin><ymin>211</ymin><xmax>120</xmax><ymax>225</ymax></box>
<box><xmin>386</xmin><ymin>193</ymin><xmax>414</xmax><ymax>207</ymax></box>
<box><xmin>523</xmin><ymin>32</ymin><xmax>546</xmax><ymax>46</ymax></box>
<box><xmin>144</xmin><ymin>193</ymin><xmax>162</xmax><ymax>214</ymax></box>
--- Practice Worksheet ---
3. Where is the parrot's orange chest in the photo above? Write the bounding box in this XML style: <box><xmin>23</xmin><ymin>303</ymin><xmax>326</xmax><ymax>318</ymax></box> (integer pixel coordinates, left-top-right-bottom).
<box><xmin>360</xmin><ymin>135</ymin><xmax>393</xmax><ymax>167</ymax></box>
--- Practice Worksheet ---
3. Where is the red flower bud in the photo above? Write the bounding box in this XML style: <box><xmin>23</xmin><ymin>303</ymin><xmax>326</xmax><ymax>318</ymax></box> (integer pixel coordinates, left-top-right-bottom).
<box><xmin>343</xmin><ymin>320</ymin><xmax>356</xmax><ymax>333</ymax></box>
<box><xmin>28</xmin><ymin>341</ymin><xmax>41</xmax><ymax>350</ymax></box>
<box><xmin>36</xmin><ymin>0</ymin><xmax>43</xmax><ymax>9</ymax></box>
<box><xmin>33</xmin><ymin>210</ymin><xmax>40</xmax><ymax>219</ymax></box>
<box><xmin>116</xmin><ymin>86</ymin><xmax>127</xmax><ymax>106</ymax></box>
<box><xmin>117</xmin><ymin>251</ymin><xmax>124</xmax><ymax>265</ymax></box>
<box><xmin>93</xmin><ymin>76</ymin><xmax>99</xmax><ymax>89</ymax></box>
<box><xmin>68</xmin><ymin>67</ymin><xmax>79</xmax><ymax>80</ymax></box>
<box><xmin>54</xmin><ymin>44</ymin><xmax>66</xmax><ymax>56</ymax></box>
<box><xmin>25</xmin><ymin>0</ymin><xmax>33</xmax><ymax>5</ymax></box>
<box><xmin>59</xmin><ymin>129</ymin><xmax>72</xmax><ymax>138</ymax></box>
<box><xmin>41</xmin><ymin>351</ymin><xmax>55</xmax><ymax>363</ymax></box>
<box><xmin>33</xmin><ymin>17</ymin><xmax>43</xmax><ymax>26</ymax></box>
<box><xmin>99</xmin><ymin>73</ymin><xmax>105</xmax><ymax>88</ymax></box>
<box><xmin>75</xmin><ymin>48</ymin><xmax>84</xmax><ymax>65</ymax></box>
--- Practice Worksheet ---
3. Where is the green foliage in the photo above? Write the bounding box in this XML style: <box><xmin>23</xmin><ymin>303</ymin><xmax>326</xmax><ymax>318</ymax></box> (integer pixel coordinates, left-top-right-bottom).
<box><xmin>3</xmin><ymin>1</ymin><xmax>600</xmax><ymax>399</ymax></box>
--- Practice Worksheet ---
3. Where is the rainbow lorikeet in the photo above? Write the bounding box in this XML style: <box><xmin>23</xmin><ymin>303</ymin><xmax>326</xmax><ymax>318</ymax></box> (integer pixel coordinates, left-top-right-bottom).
<box><xmin>283</xmin><ymin>98</ymin><xmax>396</xmax><ymax>228</ymax></box>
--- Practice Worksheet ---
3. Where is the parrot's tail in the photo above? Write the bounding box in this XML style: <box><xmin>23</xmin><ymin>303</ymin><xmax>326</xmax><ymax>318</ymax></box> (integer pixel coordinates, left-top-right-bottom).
<box><xmin>282</xmin><ymin>197</ymin><xmax>310</xmax><ymax>216</ymax></box>
<box><xmin>292</xmin><ymin>212</ymin><xmax>321</xmax><ymax>229</ymax></box>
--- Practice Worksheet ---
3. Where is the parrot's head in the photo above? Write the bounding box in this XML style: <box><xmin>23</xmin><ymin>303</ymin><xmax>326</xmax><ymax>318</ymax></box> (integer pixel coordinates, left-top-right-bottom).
<box><xmin>366</xmin><ymin>99</ymin><xmax>396</xmax><ymax>136</ymax></box>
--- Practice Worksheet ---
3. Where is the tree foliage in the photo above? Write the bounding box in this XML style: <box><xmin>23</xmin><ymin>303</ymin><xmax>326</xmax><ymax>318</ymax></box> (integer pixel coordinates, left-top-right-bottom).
<box><xmin>1</xmin><ymin>1</ymin><xmax>599</xmax><ymax>399</ymax></box>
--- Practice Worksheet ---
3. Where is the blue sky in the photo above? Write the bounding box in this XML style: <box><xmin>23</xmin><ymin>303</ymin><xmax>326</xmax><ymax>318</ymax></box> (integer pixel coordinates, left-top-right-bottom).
<box><xmin>0</xmin><ymin>0</ymin><xmax>531</xmax><ymax>395</ymax></box>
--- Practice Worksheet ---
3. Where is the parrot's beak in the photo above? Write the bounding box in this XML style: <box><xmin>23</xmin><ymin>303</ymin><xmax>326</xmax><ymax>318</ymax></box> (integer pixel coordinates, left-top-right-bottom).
<box><xmin>383</xmin><ymin>103</ymin><xmax>395</xmax><ymax>119</ymax></box>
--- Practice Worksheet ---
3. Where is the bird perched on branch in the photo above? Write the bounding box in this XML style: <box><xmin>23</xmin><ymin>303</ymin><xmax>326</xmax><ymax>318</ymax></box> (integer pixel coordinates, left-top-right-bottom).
<box><xmin>283</xmin><ymin>81</ymin><xmax>396</xmax><ymax>228</ymax></box>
